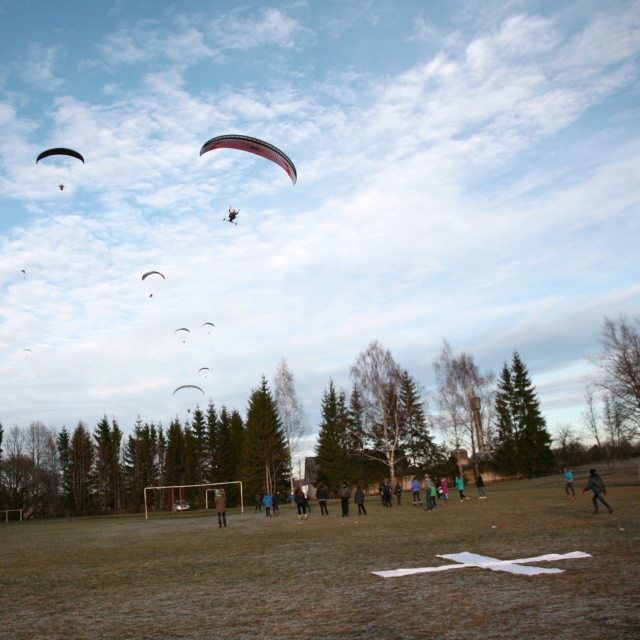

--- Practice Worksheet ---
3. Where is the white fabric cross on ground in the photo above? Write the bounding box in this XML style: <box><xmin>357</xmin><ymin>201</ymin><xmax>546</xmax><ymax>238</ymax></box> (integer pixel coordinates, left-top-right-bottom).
<box><xmin>372</xmin><ymin>551</ymin><xmax>592</xmax><ymax>578</ymax></box>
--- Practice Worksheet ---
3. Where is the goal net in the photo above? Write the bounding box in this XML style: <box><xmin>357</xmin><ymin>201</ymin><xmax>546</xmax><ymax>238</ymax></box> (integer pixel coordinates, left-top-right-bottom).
<box><xmin>143</xmin><ymin>481</ymin><xmax>243</xmax><ymax>520</ymax></box>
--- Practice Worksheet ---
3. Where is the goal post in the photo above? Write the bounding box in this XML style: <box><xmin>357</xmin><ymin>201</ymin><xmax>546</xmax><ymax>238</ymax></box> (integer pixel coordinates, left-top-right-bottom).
<box><xmin>205</xmin><ymin>482</ymin><xmax>243</xmax><ymax>513</ymax></box>
<box><xmin>143</xmin><ymin>482</ymin><xmax>243</xmax><ymax>520</ymax></box>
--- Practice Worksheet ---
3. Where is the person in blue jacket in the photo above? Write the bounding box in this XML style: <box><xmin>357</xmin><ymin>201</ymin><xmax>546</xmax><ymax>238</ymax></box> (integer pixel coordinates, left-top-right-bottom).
<box><xmin>564</xmin><ymin>468</ymin><xmax>576</xmax><ymax>499</ymax></box>
<box><xmin>262</xmin><ymin>492</ymin><xmax>273</xmax><ymax>517</ymax></box>
<box><xmin>411</xmin><ymin>477</ymin><xmax>422</xmax><ymax>507</ymax></box>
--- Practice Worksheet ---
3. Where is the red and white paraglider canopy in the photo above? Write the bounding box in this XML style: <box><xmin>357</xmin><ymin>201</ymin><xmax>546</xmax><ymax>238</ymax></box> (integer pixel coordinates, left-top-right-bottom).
<box><xmin>200</xmin><ymin>134</ymin><xmax>297</xmax><ymax>185</ymax></box>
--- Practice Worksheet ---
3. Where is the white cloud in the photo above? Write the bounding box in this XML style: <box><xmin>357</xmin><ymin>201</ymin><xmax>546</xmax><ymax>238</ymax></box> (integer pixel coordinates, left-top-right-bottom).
<box><xmin>17</xmin><ymin>44</ymin><xmax>64</xmax><ymax>91</ymax></box>
<box><xmin>1</xmin><ymin>6</ymin><xmax>639</xmax><ymax>433</ymax></box>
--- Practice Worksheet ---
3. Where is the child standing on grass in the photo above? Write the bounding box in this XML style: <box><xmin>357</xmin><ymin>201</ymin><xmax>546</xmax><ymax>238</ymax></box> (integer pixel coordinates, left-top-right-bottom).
<box><xmin>316</xmin><ymin>484</ymin><xmax>329</xmax><ymax>516</ymax></box>
<box><xmin>428</xmin><ymin>482</ymin><xmax>437</xmax><ymax>511</ymax></box>
<box><xmin>355</xmin><ymin>485</ymin><xmax>367</xmax><ymax>515</ymax></box>
<box><xmin>440</xmin><ymin>478</ymin><xmax>449</xmax><ymax>506</ymax></box>
<box><xmin>476</xmin><ymin>475</ymin><xmax>487</xmax><ymax>499</ymax></box>
<box><xmin>564</xmin><ymin>468</ymin><xmax>576</xmax><ymax>499</ymax></box>
<box><xmin>254</xmin><ymin>493</ymin><xmax>262</xmax><ymax>513</ymax></box>
<box><xmin>425</xmin><ymin>474</ymin><xmax>434</xmax><ymax>511</ymax></box>
<box><xmin>582</xmin><ymin>468</ymin><xmax>614</xmax><ymax>514</ymax></box>
<box><xmin>272</xmin><ymin>490</ymin><xmax>280</xmax><ymax>515</ymax></box>
<box><xmin>295</xmin><ymin>486</ymin><xmax>308</xmax><ymax>520</ymax></box>
<box><xmin>215</xmin><ymin>489</ymin><xmax>227</xmax><ymax>528</ymax></box>
<box><xmin>394</xmin><ymin>482</ymin><xmax>402</xmax><ymax>506</ymax></box>
<box><xmin>456</xmin><ymin>476</ymin><xmax>469</xmax><ymax>502</ymax></box>
<box><xmin>263</xmin><ymin>493</ymin><xmax>273</xmax><ymax>517</ymax></box>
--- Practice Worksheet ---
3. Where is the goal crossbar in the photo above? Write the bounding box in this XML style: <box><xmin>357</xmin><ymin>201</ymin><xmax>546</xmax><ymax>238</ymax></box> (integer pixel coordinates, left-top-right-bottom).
<box><xmin>144</xmin><ymin>482</ymin><xmax>243</xmax><ymax>519</ymax></box>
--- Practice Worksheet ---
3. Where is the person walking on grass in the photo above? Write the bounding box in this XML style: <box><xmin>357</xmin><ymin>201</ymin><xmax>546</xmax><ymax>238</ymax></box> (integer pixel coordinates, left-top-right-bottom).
<box><xmin>394</xmin><ymin>481</ymin><xmax>403</xmax><ymax>506</ymax></box>
<box><xmin>456</xmin><ymin>475</ymin><xmax>469</xmax><ymax>502</ymax></box>
<box><xmin>338</xmin><ymin>481</ymin><xmax>352</xmax><ymax>517</ymax></box>
<box><xmin>476</xmin><ymin>474</ymin><xmax>487</xmax><ymax>499</ymax></box>
<box><xmin>215</xmin><ymin>488</ymin><xmax>227</xmax><ymax>528</ymax></box>
<box><xmin>429</xmin><ymin>482</ymin><xmax>437</xmax><ymax>510</ymax></box>
<box><xmin>435</xmin><ymin>477</ymin><xmax>443</xmax><ymax>500</ymax></box>
<box><xmin>355</xmin><ymin>485</ymin><xmax>367</xmax><ymax>515</ymax></box>
<box><xmin>316</xmin><ymin>484</ymin><xmax>329</xmax><ymax>517</ymax></box>
<box><xmin>440</xmin><ymin>477</ymin><xmax>449</xmax><ymax>506</ymax></box>
<box><xmin>254</xmin><ymin>493</ymin><xmax>262</xmax><ymax>513</ymax></box>
<box><xmin>272</xmin><ymin>490</ymin><xmax>280</xmax><ymax>515</ymax></box>
<box><xmin>380</xmin><ymin>479</ymin><xmax>392</xmax><ymax>508</ymax></box>
<box><xmin>582</xmin><ymin>468</ymin><xmax>614</xmax><ymax>514</ymax></box>
<box><xmin>294</xmin><ymin>486</ymin><xmax>308</xmax><ymax>520</ymax></box>
<box><xmin>564</xmin><ymin>468</ymin><xmax>576</xmax><ymax>499</ymax></box>
<box><xmin>411</xmin><ymin>476</ymin><xmax>422</xmax><ymax>507</ymax></box>
<box><xmin>424</xmin><ymin>474</ymin><xmax>434</xmax><ymax>511</ymax></box>
<box><xmin>263</xmin><ymin>492</ymin><xmax>273</xmax><ymax>517</ymax></box>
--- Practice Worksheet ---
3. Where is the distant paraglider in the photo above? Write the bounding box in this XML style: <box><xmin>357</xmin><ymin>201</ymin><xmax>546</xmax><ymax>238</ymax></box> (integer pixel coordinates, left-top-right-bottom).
<box><xmin>173</xmin><ymin>385</ymin><xmax>204</xmax><ymax>396</ymax></box>
<box><xmin>36</xmin><ymin>148</ymin><xmax>84</xmax><ymax>191</ymax></box>
<box><xmin>21</xmin><ymin>270</ymin><xmax>26</xmax><ymax>278</ymax></box>
<box><xmin>200</xmin><ymin>134</ymin><xmax>297</xmax><ymax>185</ymax></box>
<box><xmin>203</xmin><ymin>322</ymin><xmax>214</xmax><ymax>334</ymax></box>
<box><xmin>175</xmin><ymin>327</ymin><xmax>189</xmax><ymax>343</ymax></box>
<box><xmin>224</xmin><ymin>208</ymin><xmax>239</xmax><ymax>225</ymax></box>
<box><xmin>23</xmin><ymin>349</ymin><xmax>31</xmax><ymax>358</ymax></box>
<box><xmin>142</xmin><ymin>271</ymin><xmax>165</xmax><ymax>281</ymax></box>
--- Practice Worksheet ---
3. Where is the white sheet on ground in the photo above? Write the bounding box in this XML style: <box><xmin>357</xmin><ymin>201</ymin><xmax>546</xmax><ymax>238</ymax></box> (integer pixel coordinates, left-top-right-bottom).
<box><xmin>372</xmin><ymin>551</ymin><xmax>591</xmax><ymax>578</ymax></box>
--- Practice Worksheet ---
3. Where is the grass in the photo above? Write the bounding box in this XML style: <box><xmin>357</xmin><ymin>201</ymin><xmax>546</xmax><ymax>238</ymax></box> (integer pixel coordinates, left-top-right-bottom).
<box><xmin>1</xmin><ymin>466</ymin><xmax>639</xmax><ymax>640</ymax></box>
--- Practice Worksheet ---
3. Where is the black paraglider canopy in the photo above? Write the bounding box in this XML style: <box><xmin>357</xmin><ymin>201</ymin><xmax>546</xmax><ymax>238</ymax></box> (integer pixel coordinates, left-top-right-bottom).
<box><xmin>36</xmin><ymin>148</ymin><xmax>85</xmax><ymax>164</ymax></box>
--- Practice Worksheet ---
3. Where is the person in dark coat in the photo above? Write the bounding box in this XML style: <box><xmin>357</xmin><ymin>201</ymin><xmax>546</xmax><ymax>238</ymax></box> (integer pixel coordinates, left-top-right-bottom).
<box><xmin>272</xmin><ymin>490</ymin><xmax>280</xmax><ymax>515</ymax></box>
<box><xmin>354</xmin><ymin>485</ymin><xmax>367</xmax><ymax>515</ymax></box>
<box><xmin>316</xmin><ymin>484</ymin><xmax>329</xmax><ymax>517</ymax></box>
<box><xmin>476</xmin><ymin>474</ymin><xmax>487</xmax><ymax>499</ymax></box>
<box><xmin>380</xmin><ymin>480</ymin><xmax>392</xmax><ymax>507</ymax></box>
<box><xmin>337</xmin><ymin>481</ymin><xmax>352</xmax><ymax>517</ymax></box>
<box><xmin>582</xmin><ymin>469</ymin><xmax>613</xmax><ymax>514</ymax></box>
<box><xmin>294</xmin><ymin>486</ymin><xmax>308</xmax><ymax>520</ymax></box>
<box><xmin>254</xmin><ymin>493</ymin><xmax>262</xmax><ymax>513</ymax></box>
<box><xmin>394</xmin><ymin>482</ymin><xmax>402</xmax><ymax>506</ymax></box>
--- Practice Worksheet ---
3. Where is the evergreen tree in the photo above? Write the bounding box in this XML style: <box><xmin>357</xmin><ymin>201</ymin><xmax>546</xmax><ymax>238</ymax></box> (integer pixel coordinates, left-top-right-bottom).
<box><xmin>315</xmin><ymin>380</ymin><xmax>351</xmax><ymax>495</ymax></box>
<box><xmin>398</xmin><ymin>370</ymin><xmax>435</xmax><ymax>471</ymax></box>
<box><xmin>241</xmin><ymin>377</ymin><xmax>288</xmax><ymax>496</ymax></box>
<box><xmin>164</xmin><ymin>417</ymin><xmax>185</xmax><ymax>486</ymax></box>
<box><xmin>69</xmin><ymin>422</ymin><xmax>95</xmax><ymax>515</ymax></box>
<box><xmin>205</xmin><ymin>401</ymin><xmax>219</xmax><ymax>481</ymax></box>
<box><xmin>217</xmin><ymin>406</ymin><xmax>233</xmax><ymax>481</ymax></box>
<box><xmin>190</xmin><ymin>405</ymin><xmax>208</xmax><ymax>485</ymax></box>
<box><xmin>492</xmin><ymin>354</ymin><xmax>555</xmax><ymax>477</ymax></box>
<box><xmin>93</xmin><ymin>416</ymin><xmax>123</xmax><ymax>514</ymax></box>
<box><xmin>56</xmin><ymin>426</ymin><xmax>72</xmax><ymax>514</ymax></box>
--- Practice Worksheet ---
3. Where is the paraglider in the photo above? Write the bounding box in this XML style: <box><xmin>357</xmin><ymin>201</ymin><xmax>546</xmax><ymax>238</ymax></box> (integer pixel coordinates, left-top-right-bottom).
<box><xmin>36</xmin><ymin>148</ymin><xmax>84</xmax><ymax>191</ymax></box>
<box><xmin>142</xmin><ymin>271</ymin><xmax>165</xmax><ymax>281</ymax></box>
<box><xmin>200</xmin><ymin>134</ymin><xmax>297</xmax><ymax>185</ymax></box>
<box><xmin>175</xmin><ymin>327</ymin><xmax>189</xmax><ymax>343</ymax></box>
<box><xmin>224</xmin><ymin>208</ymin><xmax>239</xmax><ymax>225</ymax></box>
<box><xmin>23</xmin><ymin>349</ymin><xmax>31</xmax><ymax>358</ymax></box>
<box><xmin>21</xmin><ymin>270</ymin><xmax>26</xmax><ymax>278</ymax></box>
<box><xmin>198</xmin><ymin>367</ymin><xmax>210</xmax><ymax>372</ymax></box>
<box><xmin>173</xmin><ymin>385</ymin><xmax>204</xmax><ymax>396</ymax></box>
<box><xmin>203</xmin><ymin>322</ymin><xmax>214</xmax><ymax>334</ymax></box>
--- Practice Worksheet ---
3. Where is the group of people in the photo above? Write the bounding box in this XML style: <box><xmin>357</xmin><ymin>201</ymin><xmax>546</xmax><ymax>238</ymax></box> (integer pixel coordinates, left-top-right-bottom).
<box><xmin>213</xmin><ymin>467</ymin><xmax>614</xmax><ymax>528</ymax></box>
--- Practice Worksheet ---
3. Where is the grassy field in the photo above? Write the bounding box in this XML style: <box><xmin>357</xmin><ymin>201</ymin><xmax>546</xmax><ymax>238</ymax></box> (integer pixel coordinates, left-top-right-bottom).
<box><xmin>1</xmin><ymin>466</ymin><xmax>639</xmax><ymax>640</ymax></box>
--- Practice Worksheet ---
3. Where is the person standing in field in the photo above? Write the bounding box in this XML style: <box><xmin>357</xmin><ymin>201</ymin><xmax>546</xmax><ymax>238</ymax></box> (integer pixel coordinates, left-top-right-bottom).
<box><xmin>435</xmin><ymin>477</ymin><xmax>443</xmax><ymax>501</ymax></box>
<box><xmin>394</xmin><ymin>481</ymin><xmax>403</xmax><ymax>506</ymax></box>
<box><xmin>440</xmin><ymin>477</ymin><xmax>449</xmax><ymax>506</ymax></box>
<box><xmin>294</xmin><ymin>485</ymin><xmax>308</xmax><ymax>520</ymax></box>
<box><xmin>429</xmin><ymin>482</ymin><xmax>437</xmax><ymax>510</ymax></box>
<box><xmin>263</xmin><ymin>492</ymin><xmax>273</xmax><ymax>517</ymax></box>
<box><xmin>424</xmin><ymin>474</ymin><xmax>434</xmax><ymax>511</ymax></box>
<box><xmin>215</xmin><ymin>488</ymin><xmax>227</xmax><ymax>528</ymax></box>
<box><xmin>456</xmin><ymin>476</ymin><xmax>469</xmax><ymax>501</ymax></box>
<box><xmin>476</xmin><ymin>474</ymin><xmax>487</xmax><ymax>499</ymax></box>
<box><xmin>302</xmin><ymin>482</ymin><xmax>311</xmax><ymax>513</ymax></box>
<box><xmin>338</xmin><ymin>481</ymin><xmax>352</xmax><ymax>517</ymax></box>
<box><xmin>411</xmin><ymin>476</ymin><xmax>422</xmax><ymax>507</ymax></box>
<box><xmin>355</xmin><ymin>485</ymin><xmax>367</xmax><ymax>515</ymax></box>
<box><xmin>564</xmin><ymin>468</ymin><xmax>576</xmax><ymax>499</ymax></box>
<box><xmin>272</xmin><ymin>490</ymin><xmax>280</xmax><ymax>515</ymax></box>
<box><xmin>316</xmin><ymin>484</ymin><xmax>329</xmax><ymax>517</ymax></box>
<box><xmin>582</xmin><ymin>468</ymin><xmax>614</xmax><ymax>514</ymax></box>
<box><xmin>380</xmin><ymin>480</ymin><xmax>392</xmax><ymax>507</ymax></box>
<box><xmin>254</xmin><ymin>493</ymin><xmax>262</xmax><ymax>513</ymax></box>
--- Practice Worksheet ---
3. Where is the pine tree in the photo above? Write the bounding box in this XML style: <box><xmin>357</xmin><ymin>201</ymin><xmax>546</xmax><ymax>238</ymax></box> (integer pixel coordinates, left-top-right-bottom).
<box><xmin>511</xmin><ymin>352</ymin><xmax>555</xmax><ymax>476</ymax></box>
<box><xmin>56</xmin><ymin>426</ymin><xmax>72</xmax><ymax>514</ymax></box>
<box><xmin>69</xmin><ymin>422</ymin><xmax>95</xmax><ymax>515</ymax></box>
<box><xmin>190</xmin><ymin>405</ymin><xmax>208</xmax><ymax>485</ymax></box>
<box><xmin>492</xmin><ymin>354</ymin><xmax>555</xmax><ymax>477</ymax></box>
<box><xmin>205</xmin><ymin>401</ymin><xmax>219</xmax><ymax>481</ymax></box>
<box><xmin>164</xmin><ymin>417</ymin><xmax>185</xmax><ymax>486</ymax></box>
<box><xmin>398</xmin><ymin>370</ymin><xmax>434</xmax><ymax>471</ymax></box>
<box><xmin>315</xmin><ymin>380</ymin><xmax>351</xmax><ymax>494</ymax></box>
<box><xmin>241</xmin><ymin>377</ymin><xmax>288</xmax><ymax>496</ymax></box>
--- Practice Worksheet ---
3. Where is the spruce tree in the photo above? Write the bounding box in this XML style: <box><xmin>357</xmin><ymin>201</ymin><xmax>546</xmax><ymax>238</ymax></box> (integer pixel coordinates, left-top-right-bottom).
<box><xmin>164</xmin><ymin>417</ymin><xmax>185</xmax><ymax>485</ymax></box>
<box><xmin>190</xmin><ymin>405</ymin><xmax>208</xmax><ymax>484</ymax></box>
<box><xmin>492</xmin><ymin>363</ymin><xmax>520</xmax><ymax>476</ymax></box>
<box><xmin>241</xmin><ymin>377</ymin><xmax>288</xmax><ymax>496</ymax></box>
<box><xmin>205</xmin><ymin>401</ymin><xmax>219</xmax><ymax>480</ymax></box>
<box><xmin>398</xmin><ymin>370</ymin><xmax>434</xmax><ymax>471</ymax></box>
<box><xmin>315</xmin><ymin>380</ymin><xmax>351</xmax><ymax>494</ymax></box>
<box><xmin>511</xmin><ymin>352</ymin><xmax>555</xmax><ymax>476</ymax></box>
<box><xmin>69</xmin><ymin>422</ymin><xmax>95</xmax><ymax>515</ymax></box>
<box><xmin>56</xmin><ymin>426</ymin><xmax>72</xmax><ymax>514</ymax></box>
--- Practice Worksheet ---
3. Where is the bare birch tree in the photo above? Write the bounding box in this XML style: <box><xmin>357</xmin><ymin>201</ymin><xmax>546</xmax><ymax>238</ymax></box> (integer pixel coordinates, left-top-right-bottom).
<box><xmin>274</xmin><ymin>359</ymin><xmax>308</xmax><ymax>500</ymax></box>
<box><xmin>350</xmin><ymin>341</ymin><xmax>409</xmax><ymax>484</ymax></box>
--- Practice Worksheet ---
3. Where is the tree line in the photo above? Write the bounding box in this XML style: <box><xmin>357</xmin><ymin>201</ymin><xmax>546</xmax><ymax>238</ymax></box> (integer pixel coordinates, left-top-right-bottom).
<box><xmin>2</xmin><ymin>317</ymin><xmax>639</xmax><ymax>517</ymax></box>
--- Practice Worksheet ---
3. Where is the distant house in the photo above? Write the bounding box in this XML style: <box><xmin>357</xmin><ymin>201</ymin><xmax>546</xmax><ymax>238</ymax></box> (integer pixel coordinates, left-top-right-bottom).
<box><xmin>452</xmin><ymin>449</ymin><xmax>469</xmax><ymax>466</ymax></box>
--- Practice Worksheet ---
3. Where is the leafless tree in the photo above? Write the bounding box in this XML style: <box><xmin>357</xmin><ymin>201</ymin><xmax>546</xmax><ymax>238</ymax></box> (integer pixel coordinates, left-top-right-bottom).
<box><xmin>274</xmin><ymin>359</ymin><xmax>308</xmax><ymax>500</ymax></box>
<box><xmin>589</xmin><ymin>316</ymin><xmax>640</xmax><ymax>431</ymax></box>
<box><xmin>350</xmin><ymin>341</ymin><xmax>410</xmax><ymax>484</ymax></box>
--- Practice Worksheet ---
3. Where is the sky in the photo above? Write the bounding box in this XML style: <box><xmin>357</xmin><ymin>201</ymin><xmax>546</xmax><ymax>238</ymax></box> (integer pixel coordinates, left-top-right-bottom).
<box><xmin>1</xmin><ymin>0</ymin><xmax>639</xmax><ymax>455</ymax></box>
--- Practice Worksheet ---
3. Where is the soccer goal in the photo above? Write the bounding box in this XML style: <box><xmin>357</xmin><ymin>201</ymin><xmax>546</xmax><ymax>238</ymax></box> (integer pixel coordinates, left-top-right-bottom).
<box><xmin>143</xmin><ymin>482</ymin><xmax>244</xmax><ymax>520</ymax></box>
